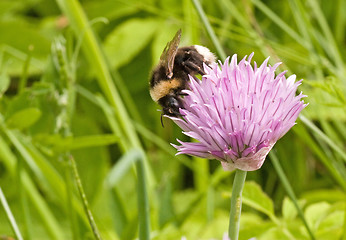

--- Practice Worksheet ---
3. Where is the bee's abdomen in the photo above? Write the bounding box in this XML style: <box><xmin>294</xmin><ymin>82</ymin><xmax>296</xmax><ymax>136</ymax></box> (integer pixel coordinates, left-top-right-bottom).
<box><xmin>149</xmin><ymin>78</ymin><xmax>183</xmax><ymax>102</ymax></box>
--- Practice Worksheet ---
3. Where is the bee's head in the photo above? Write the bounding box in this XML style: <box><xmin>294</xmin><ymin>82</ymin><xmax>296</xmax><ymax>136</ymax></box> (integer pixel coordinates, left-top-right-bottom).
<box><xmin>161</xmin><ymin>95</ymin><xmax>183</xmax><ymax>117</ymax></box>
<box><xmin>158</xmin><ymin>94</ymin><xmax>184</xmax><ymax>127</ymax></box>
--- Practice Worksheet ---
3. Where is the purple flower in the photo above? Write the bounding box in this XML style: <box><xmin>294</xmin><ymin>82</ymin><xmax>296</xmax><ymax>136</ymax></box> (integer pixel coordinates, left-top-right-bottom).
<box><xmin>170</xmin><ymin>53</ymin><xmax>307</xmax><ymax>171</ymax></box>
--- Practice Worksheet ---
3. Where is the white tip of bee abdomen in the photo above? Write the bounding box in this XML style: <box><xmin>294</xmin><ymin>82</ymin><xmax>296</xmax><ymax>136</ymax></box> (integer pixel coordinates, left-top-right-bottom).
<box><xmin>194</xmin><ymin>45</ymin><xmax>216</xmax><ymax>63</ymax></box>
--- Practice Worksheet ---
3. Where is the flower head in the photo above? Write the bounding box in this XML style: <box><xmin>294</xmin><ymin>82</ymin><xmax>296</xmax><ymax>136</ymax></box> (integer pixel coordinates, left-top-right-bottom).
<box><xmin>170</xmin><ymin>53</ymin><xmax>307</xmax><ymax>171</ymax></box>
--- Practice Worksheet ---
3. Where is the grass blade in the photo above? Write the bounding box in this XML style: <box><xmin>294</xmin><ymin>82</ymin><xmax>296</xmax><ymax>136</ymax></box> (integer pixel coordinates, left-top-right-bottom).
<box><xmin>0</xmin><ymin>187</ymin><xmax>24</xmax><ymax>240</ymax></box>
<box><xmin>191</xmin><ymin>0</ymin><xmax>227</xmax><ymax>59</ymax></box>
<box><xmin>105</xmin><ymin>149</ymin><xmax>141</xmax><ymax>188</ymax></box>
<box><xmin>270</xmin><ymin>151</ymin><xmax>316</xmax><ymax>240</ymax></box>
<box><xmin>300</xmin><ymin>115</ymin><xmax>346</xmax><ymax>163</ymax></box>
<box><xmin>0</xmin><ymin>136</ymin><xmax>64</xmax><ymax>240</ymax></box>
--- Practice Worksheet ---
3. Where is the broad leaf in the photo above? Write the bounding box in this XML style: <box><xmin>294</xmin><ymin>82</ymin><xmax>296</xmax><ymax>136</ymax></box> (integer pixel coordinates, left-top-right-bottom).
<box><xmin>304</xmin><ymin>202</ymin><xmax>330</xmax><ymax>231</ymax></box>
<box><xmin>104</xmin><ymin>18</ymin><xmax>160</xmax><ymax>68</ymax></box>
<box><xmin>282</xmin><ymin>197</ymin><xmax>298</xmax><ymax>220</ymax></box>
<box><xmin>242</xmin><ymin>181</ymin><xmax>275</xmax><ymax>219</ymax></box>
<box><xmin>6</xmin><ymin>107</ymin><xmax>41</xmax><ymax>130</ymax></box>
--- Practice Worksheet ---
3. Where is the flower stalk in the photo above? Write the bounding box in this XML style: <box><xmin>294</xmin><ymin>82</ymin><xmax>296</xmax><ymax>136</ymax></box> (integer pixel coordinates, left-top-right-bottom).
<box><xmin>228</xmin><ymin>169</ymin><xmax>247</xmax><ymax>240</ymax></box>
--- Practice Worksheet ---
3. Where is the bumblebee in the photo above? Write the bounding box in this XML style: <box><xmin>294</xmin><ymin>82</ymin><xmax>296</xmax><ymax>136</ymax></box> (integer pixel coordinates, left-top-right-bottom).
<box><xmin>149</xmin><ymin>29</ymin><xmax>216</xmax><ymax>122</ymax></box>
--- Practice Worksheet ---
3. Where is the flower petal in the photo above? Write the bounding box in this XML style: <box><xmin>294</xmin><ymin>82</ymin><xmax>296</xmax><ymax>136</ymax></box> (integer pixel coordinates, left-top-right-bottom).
<box><xmin>169</xmin><ymin>54</ymin><xmax>307</xmax><ymax>171</ymax></box>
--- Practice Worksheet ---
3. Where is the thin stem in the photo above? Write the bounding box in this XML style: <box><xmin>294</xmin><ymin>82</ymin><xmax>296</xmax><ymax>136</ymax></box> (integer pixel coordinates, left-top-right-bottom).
<box><xmin>191</xmin><ymin>0</ymin><xmax>227</xmax><ymax>60</ymax></box>
<box><xmin>136</xmin><ymin>155</ymin><xmax>150</xmax><ymax>240</ymax></box>
<box><xmin>0</xmin><ymin>186</ymin><xmax>24</xmax><ymax>240</ymax></box>
<box><xmin>63</xmin><ymin>157</ymin><xmax>79</xmax><ymax>240</ymax></box>
<box><xmin>269</xmin><ymin>151</ymin><xmax>316</xmax><ymax>240</ymax></box>
<box><xmin>70</xmin><ymin>155</ymin><xmax>103</xmax><ymax>240</ymax></box>
<box><xmin>18</xmin><ymin>45</ymin><xmax>34</xmax><ymax>93</ymax></box>
<box><xmin>53</xmin><ymin>37</ymin><xmax>81</xmax><ymax>240</ymax></box>
<box><xmin>228</xmin><ymin>169</ymin><xmax>247</xmax><ymax>240</ymax></box>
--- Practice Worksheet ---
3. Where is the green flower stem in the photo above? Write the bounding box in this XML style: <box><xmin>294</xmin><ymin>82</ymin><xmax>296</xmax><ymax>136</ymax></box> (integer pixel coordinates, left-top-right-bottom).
<box><xmin>0</xmin><ymin>186</ymin><xmax>24</xmax><ymax>240</ymax></box>
<box><xmin>229</xmin><ymin>169</ymin><xmax>247</xmax><ymax>240</ymax></box>
<box><xmin>270</xmin><ymin>152</ymin><xmax>316</xmax><ymax>240</ymax></box>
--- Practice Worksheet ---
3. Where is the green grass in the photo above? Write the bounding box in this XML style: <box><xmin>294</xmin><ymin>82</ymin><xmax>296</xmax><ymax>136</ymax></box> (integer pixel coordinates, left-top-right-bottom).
<box><xmin>0</xmin><ymin>0</ymin><xmax>345</xmax><ymax>239</ymax></box>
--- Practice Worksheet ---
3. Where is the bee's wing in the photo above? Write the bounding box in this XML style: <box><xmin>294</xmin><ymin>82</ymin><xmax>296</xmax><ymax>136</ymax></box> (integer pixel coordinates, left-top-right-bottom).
<box><xmin>160</xmin><ymin>29</ymin><xmax>181</xmax><ymax>79</ymax></box>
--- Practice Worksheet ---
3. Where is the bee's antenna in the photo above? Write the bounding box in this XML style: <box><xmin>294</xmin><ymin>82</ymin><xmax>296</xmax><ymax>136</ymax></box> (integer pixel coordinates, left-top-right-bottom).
<box><xmin>160</xmin><ymin>114</ymin><xmax>165</xmax><ymax>128</ymax></box>
<box><xmin>157</xmin><ymin>109</ymin><xmax>165</xmax><ymax>127</ymax></box>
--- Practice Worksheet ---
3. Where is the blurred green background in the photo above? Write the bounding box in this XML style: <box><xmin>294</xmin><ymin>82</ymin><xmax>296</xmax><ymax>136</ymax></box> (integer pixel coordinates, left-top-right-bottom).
<box><xmin>0</xmin><ymin>0</ymin><xmax>345</xmax><ymax>239</ymax></box>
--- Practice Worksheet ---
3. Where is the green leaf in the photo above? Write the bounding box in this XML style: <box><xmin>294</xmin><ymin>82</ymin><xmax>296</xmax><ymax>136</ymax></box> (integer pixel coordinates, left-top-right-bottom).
<box><xmin>66</xmin><ymin>134</ymin><xmax>119</xmax><ymax>150</ymax></box>
<box><xmin>0</xmin><ymin>21</ymin><xmax>50</xmax><ymax>75</ymax></box>
<box><xmin>304</xmin><ymin>202</ymin><xmax>331</xmax><ymax>230</ymax></box>
<box><xmin>282</xmin><ymin>197</ymin><xmax>298</xmax><ymax>220</ymax></box>
<box><xmin>242</xmin><ymin>181</ymin><xmax>276</xmax><ymax>220</ymax></box>
<box><xmin>103</xmin><ymin>18</ymin><xmax>160</xmax><ymax>68</ymax></box>
<box><xmin>258</xmin><ymin>227</ymin><xmax>293</xmax><ymax>240</ymax></box>
<box><xmin>239</xmin><ymin>213</ymin><xmax>275</xmax><ymax>240</ymax></box>
<box><xmin>36</xmin><ymin>133</ymin><xmax>119</xmax><ymax>152</ymax></box>
<box><xmin>6</xmin><ymin>107</ymin><xmax>42</xmax><ymax>130</ymax></box>
<box><xmin>317</xmin><ymin>208</ymin><xmax>344</xmax><ymax>239</ymax></box>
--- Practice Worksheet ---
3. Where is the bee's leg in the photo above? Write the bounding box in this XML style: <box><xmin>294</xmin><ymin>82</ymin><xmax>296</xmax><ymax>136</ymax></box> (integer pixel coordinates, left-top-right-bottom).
<box><xmin>160</xmin><ymin>110</ymin><xmax>184</xmax><ymax>128</ymax></box>
<box><xmin>182</xmin><ymin>61</ymin><xmax>205</xmax><ymax>75</ymax></box>
<box><xmin>177</xmin><ymin>92</ymin><xmax>188</xmax><ymax>96</ymax></box>
<box><xmin>183</xmin><ymin>49</ymin><xmax>207</xmax><ymax>75</ymax></box>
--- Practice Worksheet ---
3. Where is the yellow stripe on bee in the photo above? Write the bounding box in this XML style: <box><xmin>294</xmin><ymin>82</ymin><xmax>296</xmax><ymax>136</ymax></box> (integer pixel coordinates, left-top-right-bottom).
<box><xmin>150</xmin><ymin>78</ymin><xmax>182</xmax><ymax>102</ymax></box>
